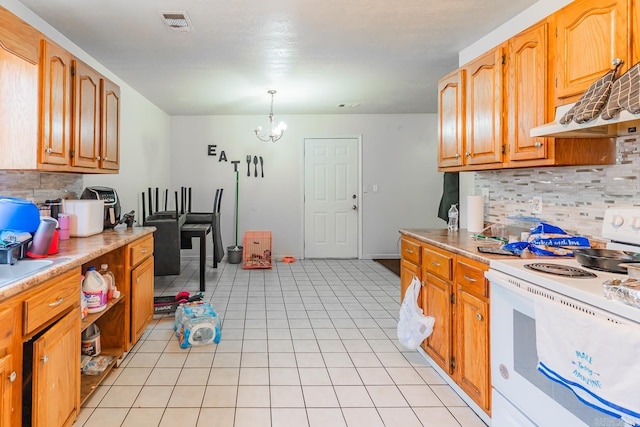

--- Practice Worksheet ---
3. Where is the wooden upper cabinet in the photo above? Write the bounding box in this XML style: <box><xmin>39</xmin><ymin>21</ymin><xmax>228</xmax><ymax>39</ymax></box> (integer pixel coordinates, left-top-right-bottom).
<box><xmin>72</xmin><ymin>59</ymin><xmax>101</xmax><ymax>169</ymax></box>
<box><xmin>507</xmin><ymin>20</ymin><xmax>549</xmax><ymax>162</ymax></box>
<box><xmin>633</xmin><ymin>0</ymin><xmax>639</xmax><ymax>64</ymax></box>
<box><xmin>438</xmin><ymin>68</ymin><xmax>465</xmax><ymax>169</ymax></box>
<box><xmin>464</xmin><ymin>46</ymin><xmax>504</xmax><ymax>167</ymax></box>
<box><xmin>101</xmin><ymin>78</ymin><xmax>120</xmax><ymax>170</ymax></box>
<box><xmin>39</xmin><ymin>39</ymin><xmax>72</xmax><ymax>167</ymax></box>
<box><xmin>553</xmin><ymin>0</ymin><xmax>630</xmax><ymax>104</ymax></box>
<box><xmin>0</xmin><ymin>6</ymin><xmax>39</xmax><ymax>64</ymax></box>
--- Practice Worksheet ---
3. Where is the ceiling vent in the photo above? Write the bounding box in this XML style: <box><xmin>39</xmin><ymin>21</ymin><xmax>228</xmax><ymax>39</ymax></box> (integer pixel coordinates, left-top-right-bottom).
<box><xmin>159</xmin><ymin>11</ymin><xmax>194</xmax><ymax>32</ymax></box>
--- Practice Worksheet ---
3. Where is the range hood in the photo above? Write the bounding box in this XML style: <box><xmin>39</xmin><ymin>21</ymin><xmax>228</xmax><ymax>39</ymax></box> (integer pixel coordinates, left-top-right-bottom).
<box><xmin>530</xmin><ymin>103</ymin><xmax>640</xmax><ymax>138</ymax></box>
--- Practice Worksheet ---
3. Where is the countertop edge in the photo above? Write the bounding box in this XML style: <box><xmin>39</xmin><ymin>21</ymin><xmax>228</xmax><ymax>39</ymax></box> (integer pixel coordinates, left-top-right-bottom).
<box><xmin>399</xmin><ymin>228</ymin><xmax>496</xmax><ymax>264</ymax></box>
<box><xmin>0</xmin><ymin>226</ymin><xmax>156</xmax><ymax>301</ymax></box>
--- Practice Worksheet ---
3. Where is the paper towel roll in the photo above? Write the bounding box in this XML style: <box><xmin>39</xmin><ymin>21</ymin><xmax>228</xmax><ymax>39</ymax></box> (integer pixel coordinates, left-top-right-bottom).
<box><xmin>467</xmin><ymin>195</ymin><xmax>485</xmax><ymax>233</ymax></box>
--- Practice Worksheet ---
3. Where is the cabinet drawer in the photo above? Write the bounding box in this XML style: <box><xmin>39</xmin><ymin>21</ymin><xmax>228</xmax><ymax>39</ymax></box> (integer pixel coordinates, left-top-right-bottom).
<box><xmin>401</xmin><ymin>238</ymin><xmax>421</xmax><ymax>265</ymax></box>
<box><xmin>23</xmin><ymin>268</ymin><xmax>80</xmax><ymax>336</ymax></box>
<box><xmin>456</xmin><ymin>258</ymin><xmax>488</xmax><ymax>298</ymax></box>
<box><xmin>129</xmin><ymin>234</ymin><xmax>153</xmax><ymax>267</ymax></box>
<box><xmin>423</xmin><ymin>246</ymin><xmax>453</xmax><ymax>281</ymax></box>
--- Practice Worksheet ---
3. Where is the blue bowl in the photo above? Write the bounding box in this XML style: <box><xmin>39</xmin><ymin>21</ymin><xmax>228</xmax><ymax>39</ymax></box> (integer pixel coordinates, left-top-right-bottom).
<box><xmin>0</xmin><ymin>197</ymin><xmax>41</xmax><ymax>233</ymax></box>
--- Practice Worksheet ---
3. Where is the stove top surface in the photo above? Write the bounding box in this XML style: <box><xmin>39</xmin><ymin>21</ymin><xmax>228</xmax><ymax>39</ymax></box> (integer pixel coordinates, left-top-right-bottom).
<box><xmin>489</xmin><ymin>256</ymin><xmax>640</xmax><ymax>322</ymax></box>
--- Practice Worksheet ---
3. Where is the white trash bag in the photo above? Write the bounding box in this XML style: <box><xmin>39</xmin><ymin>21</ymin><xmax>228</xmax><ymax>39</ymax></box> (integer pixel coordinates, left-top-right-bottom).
<box><xmin>397</xmin><ymin>276</ymin><xmax>435</xmax><ymax>349</ymax></box>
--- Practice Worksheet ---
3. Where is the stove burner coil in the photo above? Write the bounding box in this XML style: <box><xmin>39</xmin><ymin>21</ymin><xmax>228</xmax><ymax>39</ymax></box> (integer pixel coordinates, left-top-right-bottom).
<box><xmin>524</xmin><ymin>263</ymin><xmax>597</xmax><ymax>278</ymax></box>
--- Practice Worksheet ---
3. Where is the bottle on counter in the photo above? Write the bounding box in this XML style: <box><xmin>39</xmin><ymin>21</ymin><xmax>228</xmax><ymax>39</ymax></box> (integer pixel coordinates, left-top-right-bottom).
<box><xmin>99</xmin><ymin>264</ymin><xmax>116</xmax><ymax>300</ymax></box>
<box><xmin>447</xmin><ymin>204</ymin><xmax>459</xmax><ymax>232</ymax></box>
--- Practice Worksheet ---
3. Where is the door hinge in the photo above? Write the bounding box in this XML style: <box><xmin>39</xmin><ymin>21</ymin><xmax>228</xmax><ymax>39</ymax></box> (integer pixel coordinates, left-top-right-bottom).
<box><xmin>69</xmin><ymin>149</ymin><xmax>74</xmax><ymax>158</ymax></box>
<box><xmin>450</xmin><ymin>293</ymin><xmax>455</xmax><ymax>304</ymax></box>
<box><xmin>501</xmin><ymin>54</ymin><xmax>506</xmax><ymax>65</ymax></box>
<box><xmin>71</xmin><ymin>64</ymin><xmax>75</xmax><ymax>77</ymax></box>
<box><xmin>501</xmin><ymin>144</ymin><xmax>506</xmax><ymax>154</ymax></box>
<box><xmin>450</xmin><ymin>356</ymin><xmax>456</xmax><ymax>370</ymax></box>
<box><xmin>555</xmin><ymin>27</ymin><xmax>558</xmax><ymax>38</ymax></box>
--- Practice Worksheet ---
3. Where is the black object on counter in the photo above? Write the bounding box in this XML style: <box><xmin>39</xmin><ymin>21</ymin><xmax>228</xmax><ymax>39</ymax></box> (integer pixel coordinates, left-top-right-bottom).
<box><xmin>573</xmin><ymin>248</ymin><xmax>640</xmax><ymax>273</ymax></box>
<box><xmin>437</xmin><ymin>172</ymin><xmax>459</xmax><ymax>223</ymax></box>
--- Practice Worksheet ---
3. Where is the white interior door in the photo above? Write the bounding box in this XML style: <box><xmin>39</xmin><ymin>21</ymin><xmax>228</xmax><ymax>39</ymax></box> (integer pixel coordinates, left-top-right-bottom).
<box><xmin>304</xmin><ymin>137</ymin><xmax>359</xmax><ymax>258</ymax></box>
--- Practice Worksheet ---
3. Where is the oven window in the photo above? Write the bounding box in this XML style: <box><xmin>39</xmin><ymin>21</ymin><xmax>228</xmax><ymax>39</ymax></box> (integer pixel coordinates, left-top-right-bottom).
<box><xmin>513</xmin><ymin>311</ymin><xmax>624</xmax><ymax>426</ymax></box>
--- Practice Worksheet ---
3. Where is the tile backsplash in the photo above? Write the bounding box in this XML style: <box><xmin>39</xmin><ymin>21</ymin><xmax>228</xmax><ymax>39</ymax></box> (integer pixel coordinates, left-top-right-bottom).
<box><xmin>0</xmin><ymin>171</ymin><xmax>83</xmax><ymax>205</ymax></box>
<box><xmin>475</xmin><ymin>135</ymin><xmax>640</xmax><ymax>238</ymax></box>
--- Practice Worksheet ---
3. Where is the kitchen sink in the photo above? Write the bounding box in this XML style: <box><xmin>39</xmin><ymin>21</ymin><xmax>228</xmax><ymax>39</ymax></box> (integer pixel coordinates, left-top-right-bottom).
<box><xmin>0</xmin><ymin>258</ymin><xmax>68</xmax><ymax>288</ymax></box>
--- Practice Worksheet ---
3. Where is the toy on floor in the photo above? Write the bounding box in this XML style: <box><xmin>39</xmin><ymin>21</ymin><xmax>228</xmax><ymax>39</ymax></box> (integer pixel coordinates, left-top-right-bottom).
<box><xmin>174</xmin><ymin>301</ymin><xmax>221</xmax><ymax>348</ymax></box>
<box><xmin>153</xmin><ymin>291</ymin><xmax>203</xmax><ymax>315</ymax></box>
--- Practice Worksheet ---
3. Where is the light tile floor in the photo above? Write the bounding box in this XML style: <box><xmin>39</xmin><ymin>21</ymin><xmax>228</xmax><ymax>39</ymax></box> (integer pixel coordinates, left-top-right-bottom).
<box><xmin>75</xmin><ymin>259</ymin><xmax>487</xmax><ymax>427</ymax></box>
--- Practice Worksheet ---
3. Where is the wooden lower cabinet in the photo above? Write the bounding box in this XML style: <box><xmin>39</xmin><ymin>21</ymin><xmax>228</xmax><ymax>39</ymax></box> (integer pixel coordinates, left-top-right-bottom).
<box><xmin>456</xmin><ymin>289</ymin><xmax>490</xmax><ymax>411</ymax></box>
<box><xmin>0</xmin><ymin>303</ymin><xmax>19</xmax><ymax>427</ymax></box>
<box><xmin>31</xmin><ymin>307</ymin><xmax>80</xmax><ymax>427</ymax></box>
<box><xmin>422</xmin><ymin>273</ymin><xmax>452</xmax><ymax>374</ymax></box>
<box><xmin>131</xmin><ymin>256</ymin><xmax>154</xmax><ymax>343</ymax></box>
<box><xmin>401</xmin><ymin>237</ymin><xmax>491</xmax><ymax>416</ymax></box>
<box><xmin>400</xmin><ymin>236</ymin><xmax>422</xmax><ymax>303</ymax></box>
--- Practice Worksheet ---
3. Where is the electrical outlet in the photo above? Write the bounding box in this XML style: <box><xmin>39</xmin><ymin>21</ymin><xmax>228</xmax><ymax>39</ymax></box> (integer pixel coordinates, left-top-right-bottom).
<box><xmin>530</xmin><ymin>196</ymin><xmax>542</xmax><ymax>214</ymax></box>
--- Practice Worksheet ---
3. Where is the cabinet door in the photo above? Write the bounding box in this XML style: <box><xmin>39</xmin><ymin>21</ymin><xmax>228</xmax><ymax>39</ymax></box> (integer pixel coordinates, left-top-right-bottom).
<box><xmin>400</xmin><ymin>259</ymin><xmax>420</xmax><ymax>305</ymax></box>
<box><xmin>72</xmin><ymin>59</ymin><xmax>101</xmax><ymax>169</ymax></box>
<box><xmin>554</xmin><ymin>0</ymin><xmax>629</xmax><ymax>103</ymax></box>
<box><xmin>465</xmin><ymin>47</ymin><xmax>504</xmax><ymax>166</ymax></box>
<box><xmin>508</xmin><ymin>21</ymin><xmax>550</xmax><ymax>162</ymax></box>
<box><xmin>633</xmin><ymin>0</ymin><xmax>639</xmax><ymax>64</ymax></box>
<box><xmin>32</xmin><ymin>307</ymin><xmax>80</xmax><ymax>427</ymax></box>
<box><xmin>0</xmin><ymin>304</ymin><xmax>18</xmax><ymax>427</ymax></box>
<box><xmin>39</xmin><ymin>39</ymin><xmax>72</xmax><ymax>166</ymax></box>
<box><xmin>131</xmin><ymin>256</ymin><xmax>154</xmax><ymax>344</ymax></box>
<box><xmin>101</xmin><ymin>78</ymin><xmax>120</xmax><ymax>171</ymax></box>
<box><xmin>0</xmin><ymin>354</ymin><xmax>14</xmax><ymax>427</ymax></box>
<box><xmin>422</xmin><ymin>274</ymin><xmax>453</xmax><ymax>374</ymax></box>
<box><xmin>456</xmin><ymin>290</ymin><xmax>490</xmax><ymax>412</ymax></box>
<box><xmin>438</xmin><ymin>68</ymin><xmax>465</xmax><ymax>169</ymax></box>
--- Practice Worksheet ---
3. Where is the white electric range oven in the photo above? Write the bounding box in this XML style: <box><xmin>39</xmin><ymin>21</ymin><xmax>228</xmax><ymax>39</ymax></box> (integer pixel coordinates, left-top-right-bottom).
<box><xmin>486</xmin><ymin>208</ymin><xmax>640</xmax><ymax>427</ymax></box>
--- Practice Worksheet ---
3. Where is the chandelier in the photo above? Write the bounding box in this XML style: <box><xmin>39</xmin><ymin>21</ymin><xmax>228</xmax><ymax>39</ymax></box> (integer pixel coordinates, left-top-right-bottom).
<box><xmin>255</xmin><ymin>90</ymin><xmax>287</xmax><ymax>142</ymax></box>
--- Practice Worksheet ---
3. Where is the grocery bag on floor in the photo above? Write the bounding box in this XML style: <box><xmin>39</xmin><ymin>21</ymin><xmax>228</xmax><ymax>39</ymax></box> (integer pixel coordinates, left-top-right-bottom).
<box><xmin>174</xmin><ymin>301</ymin><xmax>221</xmax><ymax>348</ymax></box>
<box><xmin>397</xmin><ymin>276</ymin><xmax>435</xmax><ymax>349</ymax></box>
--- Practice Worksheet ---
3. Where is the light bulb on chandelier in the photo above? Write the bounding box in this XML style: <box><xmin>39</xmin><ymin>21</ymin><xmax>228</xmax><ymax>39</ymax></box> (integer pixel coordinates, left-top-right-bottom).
<box><xmin>255</xmin><ymin>90</ymin><xmax>287</xmax><ymax>142</ymax></box>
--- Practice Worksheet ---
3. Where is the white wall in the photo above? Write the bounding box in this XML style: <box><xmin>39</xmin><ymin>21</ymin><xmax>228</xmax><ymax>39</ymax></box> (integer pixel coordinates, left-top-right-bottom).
<box><xmin>171</xmin><ymin>114</ymin><xmax>443</xmax><ymax>260</ymax></box>
<box><xmin>0</xmin><ymin>0</ymin><xmax>172</xmax><ymax>223</ymax></box>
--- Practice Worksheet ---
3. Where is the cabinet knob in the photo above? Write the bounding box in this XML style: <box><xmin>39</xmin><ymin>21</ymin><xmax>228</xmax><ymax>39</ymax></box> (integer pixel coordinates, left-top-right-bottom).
<box><xmin>8</xmin><ymin>371</ymin><xmax>16</xmax><ymax>382</ymax></box>
<box><xmin>612</xmin><ymin>58</ymin><xmax>623</xmax><ymax>67</ymax></box>
<box><xmin>96</xmin><ymin>156</ymin><xmax>101</xmax><ymax>161</ymax></box>
<box><xmin>104</xmin><ymin>157</ymin><xmax>108</xmax><ymax>161</ymax></box>
<box><xmin>465</xmin><ymin>152</ymin><xmax>471</xmax><ymax>158</ymax></box>
<box><xmin>476</xmin><ymin>313</ymin><xmax>483</xmax><ymax>321</ymax></box>
<box><xmin>46</xmin><ymin>148</ymin><xmax>52</xmax><ymax>154</ymax></box>
<box><xmin>534</xmin><ymin>141</ymin><xmax>543</xmax><ymax>148</ymax></box>
<box><xmin>455</xmin><ymin>153</ymin><xmax>460</xmax><ymax>159</ymax></box>
<box><xmin>352</xmin><ymin>205</ymin><xmax>357</xmax><ymax>210</ymax></box>
<box><xmin>42</xmin><ymin>355</ymin><xmax>49</xmax><ymax>363</ymax></box>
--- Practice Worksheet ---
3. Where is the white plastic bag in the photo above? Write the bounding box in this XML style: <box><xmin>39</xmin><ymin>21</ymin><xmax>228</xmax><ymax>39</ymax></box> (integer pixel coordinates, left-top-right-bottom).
<box><xmin>397</xmin><ymin>276</ymin><xmax>435</xmax><ymax>349</ymax></box>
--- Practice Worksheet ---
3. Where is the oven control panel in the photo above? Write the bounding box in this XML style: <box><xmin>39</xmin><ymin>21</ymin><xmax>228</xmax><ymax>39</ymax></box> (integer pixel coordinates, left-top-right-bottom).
<box><xmin>602</xmin><ymin>207</ymin><xmax>640</xmax><ymax>246</ymax></box>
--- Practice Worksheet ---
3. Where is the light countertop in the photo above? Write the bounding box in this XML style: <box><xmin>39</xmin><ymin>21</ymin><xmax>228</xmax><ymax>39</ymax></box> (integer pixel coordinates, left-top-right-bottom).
<box><xmin>0</xmin><ymin>226</ymin><xmax>155</xmax><ymax>301</ymax></box>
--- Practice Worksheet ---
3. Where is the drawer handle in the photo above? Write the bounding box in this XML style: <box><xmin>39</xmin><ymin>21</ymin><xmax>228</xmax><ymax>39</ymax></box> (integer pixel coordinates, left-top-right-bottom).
<box><xmin>140</xmin><ymin>248</ymin><xmax>148</xmax><ymax>254</ymax></box>
<box><xmin>476</xmin><ymin>313</ymin><xmax>483</xmax><ymax>321</ymax></box>
<box><xmin>48</xmin><ymin>297</ymin><xmax>64</xmax><ymax>307</ymax></box>
<box><xmin>8</xmin><ymin>371</ymin><xmax>16</xmax><ymax>382</ymax></box>
<box><xmin>431</xmin><ymin>261</ymin><xmax>441</xmax><ymax>267</ymax></box>
<box><xmin>463</xmin><ymin>275</ymin><xmax>477</xmax><ymax>283</ymax></box>
<box><xmin>405</xmin><ymin>248</ymin><xmax>413</xmax><ymax>254</ymax></box>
